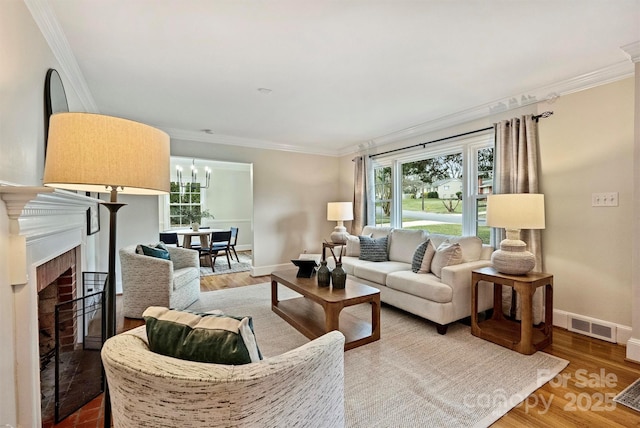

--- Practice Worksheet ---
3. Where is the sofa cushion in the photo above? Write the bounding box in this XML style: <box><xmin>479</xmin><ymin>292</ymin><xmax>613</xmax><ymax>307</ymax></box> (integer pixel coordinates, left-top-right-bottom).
<box><xmin>388</xmin><ymin>229</ymin><xmax>427</xmax><ymax>264</ymax></box>
<box><xmin>359</xmin><ymin>236</ymin><xmax>389</xmax><ymax>262</ymax></box>
<box><xmin>386</xmin><ymin>271</ymin><xmax>453</xmax><ymax>303</ymax></box>
<box><xmin>173</xmin><ymin>266</ymin><xmax>200</xmax><ymax>291</ymax></box>
<box><xmin>418</xmin><ymin>240</ymin><xmax>437</xmax><ymax>274</ymax></box>
<box><xmin>431</xmin><ymin>241</ymin><xmax>463</xmax><ymax>278</ymax></box>
<box><xmin>361</xmin><ymin>225</ymin><xmax>392</xmax><ymax>239</ymax></box>
<box><xmin>340</xmin><ymin>256</ymin><xmax>372</xmax><ymax>275</ymax></box>
<box><xmin>353</xmin><ymin>261</ymin><xmax>410</xmax><ymax>285</ymax></box>
<box><xmin>427</xmin><ymin>234</ymin><xmax>483</xmax><ymax>262</ymax></box>
<box><xmin>142</xmin><ymin>306</ymin><xmax>261</xmax><ymax>365</ymax></box>
<box><xmin>411</xmin><ymin>239</ymin><xmax>431</xmax><ymax>273</ymax></box>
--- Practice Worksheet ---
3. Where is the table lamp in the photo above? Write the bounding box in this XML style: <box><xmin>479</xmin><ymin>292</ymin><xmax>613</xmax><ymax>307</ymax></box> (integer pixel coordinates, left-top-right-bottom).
<box><xmin>43</xmin><ymin>112</ymin><xmax>170</xmax><ymax>428</ymax></box>
<box><xmin>327</xmin><ymin>201</ymin><xmax>353</xmax><ymax>244</ymax></box>
<box><xmin>486</xmin><ymin>193</ymin><xmax>545</xmax><ymax>275</ymax></box>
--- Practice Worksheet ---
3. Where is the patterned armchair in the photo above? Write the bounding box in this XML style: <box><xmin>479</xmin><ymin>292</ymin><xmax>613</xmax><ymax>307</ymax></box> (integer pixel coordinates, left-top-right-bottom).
<box><xmin>119</xmin><ymin>245</ymin><xmax>200</xmax><ymax>318</ymax></box>
<box><xmin>101</xmin><ymin>327</ymin><xmax>346</xmax><ymax>428</ymax></box>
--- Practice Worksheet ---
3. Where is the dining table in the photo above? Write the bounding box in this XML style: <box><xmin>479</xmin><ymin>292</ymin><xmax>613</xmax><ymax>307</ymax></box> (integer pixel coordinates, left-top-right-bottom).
<box><xmin>171</xmin><ymin>228</ymin><xmax>222</xmax><ymax>250</ymax></box>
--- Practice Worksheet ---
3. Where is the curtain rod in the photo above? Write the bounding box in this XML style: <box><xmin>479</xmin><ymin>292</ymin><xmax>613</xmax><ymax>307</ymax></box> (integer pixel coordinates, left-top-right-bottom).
<box><xmin>368</xmin><ymin>111</ymin><xmax>553</xmax><ymax>159</ymax></box>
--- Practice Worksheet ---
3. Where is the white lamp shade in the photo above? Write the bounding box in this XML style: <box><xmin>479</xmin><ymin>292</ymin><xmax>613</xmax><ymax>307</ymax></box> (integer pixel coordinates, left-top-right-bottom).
<box><xmin>327</xmin><ymin>202</ymin><xmax>353</xmax><ymax>221</ymax></box>
<box><xmin>43</xmin><ymin>112</ymin><xmax>170</xmax><ymax>195</ymax></box>
<box><xmin>486</xmin><ymin>194</ymin><xmax>545</xmax><ymax>230</ymax></box>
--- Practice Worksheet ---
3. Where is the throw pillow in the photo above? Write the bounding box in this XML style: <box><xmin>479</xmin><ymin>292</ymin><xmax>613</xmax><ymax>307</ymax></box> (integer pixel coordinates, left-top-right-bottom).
<box><xmin>345</xmin><ymin>233</ymin><xmax>371</xmax><ymax>257</ymax></box>
<box><xmin>359</xmin><ymin>236</ymin><xmax>388</xmax><ymax>262</ymax></box>
<box><xmin>142</xmin><ymin>306</ymin><xmax>262</xmax><ymax>365</ymax></box>
<box><xmin>430</xmin><ymin>241</ymin><xmax>463</xmax><ymax>278</ymax></box>
<box><xmin>418</xmin><ymin>240</ymin><xmax>437</xmax><ymax>274</ymax></box>
<box><xmin>411</xmin><ymin>239</ymin><xmax>431</xmax><ymax>273</ymax></box>
<box><xmin>136</xmin><ymin>243</ymin><xmax>170</xmax><ymax>260</ymax></box>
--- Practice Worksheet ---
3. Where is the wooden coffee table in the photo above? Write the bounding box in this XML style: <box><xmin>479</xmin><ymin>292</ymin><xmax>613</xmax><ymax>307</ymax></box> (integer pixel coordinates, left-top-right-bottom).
<box><xmin>271</xmin><ymin>269</ymin><xmax>381</xmax><ymax>350</ymax></box>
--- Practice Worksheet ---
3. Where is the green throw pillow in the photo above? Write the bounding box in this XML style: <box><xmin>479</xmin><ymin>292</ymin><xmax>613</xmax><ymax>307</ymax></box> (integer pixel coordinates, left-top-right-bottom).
<box><xmin>142</xmin><ymin>306</ymin><xmax>262</xmax><ymax>365</ymax></box>
<box><xmin>136</xmin><ymin>243</ymin><xmax>170</xmax><ymax>260</ymax></box>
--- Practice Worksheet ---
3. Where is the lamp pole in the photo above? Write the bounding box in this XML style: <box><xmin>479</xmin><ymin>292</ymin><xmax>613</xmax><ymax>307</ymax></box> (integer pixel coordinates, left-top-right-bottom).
<box><xmin>102</xmin><ymin>187</ymin><xmax>126</xmax><ymax>428</ymax></box>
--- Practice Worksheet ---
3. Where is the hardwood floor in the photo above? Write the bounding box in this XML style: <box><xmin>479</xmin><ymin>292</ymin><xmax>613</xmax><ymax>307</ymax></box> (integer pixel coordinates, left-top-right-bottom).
<box><xmin>64</xmin><ymin>268</ymin><xmax>640</xmax><ymax>427</ymax></box>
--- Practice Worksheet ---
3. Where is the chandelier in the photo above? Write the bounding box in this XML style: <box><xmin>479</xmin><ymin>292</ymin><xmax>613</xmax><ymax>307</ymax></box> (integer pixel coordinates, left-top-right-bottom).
<box><xmin>176</xmin><ymin>159</ymin><xmax>211</xmax><ymax>192</ymax></box>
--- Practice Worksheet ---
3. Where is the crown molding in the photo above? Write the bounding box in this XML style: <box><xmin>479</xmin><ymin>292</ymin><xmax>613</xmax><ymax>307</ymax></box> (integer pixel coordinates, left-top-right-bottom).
<box><xmin>339</xmin><ymin>59</ymin><xmax>635</xmax><ymax>157</ymax></box>
<box><xmin>25</xmin><ymin>0</ymin><xmax>99</xmax><ymax>113</ymax></box>
<box><xmin>621</xmin><ymin>41</ymin><xmax>640</xmax><ymax>63</ymax></box>
<box><xmin>163</xmin><ymin>128</ymin><xmax>338</xmax><ymax>157</ymax></box>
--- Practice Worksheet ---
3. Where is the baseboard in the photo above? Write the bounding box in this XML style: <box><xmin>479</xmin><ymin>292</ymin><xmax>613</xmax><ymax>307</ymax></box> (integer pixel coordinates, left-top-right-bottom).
<box><xmin>625</xmin><ymin>338</ymin><xmax>640</xmax><ymax>363</ymax></box>
<box><xmin>553</xmin><ymin>309</ymin><xmax>632</xmax><ymax>344</ymax></box>
<box><xmin>251</xmin><ymin>263</ymin><xmax>290</xmax><ymax>277</ymax></box>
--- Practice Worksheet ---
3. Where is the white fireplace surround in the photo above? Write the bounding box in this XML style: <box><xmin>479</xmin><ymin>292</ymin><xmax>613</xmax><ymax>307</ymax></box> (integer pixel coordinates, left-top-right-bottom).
<box><xmin>0</xmin><ymin>186</ymin><xmax>99</xmax><ymax>428</ymax></box>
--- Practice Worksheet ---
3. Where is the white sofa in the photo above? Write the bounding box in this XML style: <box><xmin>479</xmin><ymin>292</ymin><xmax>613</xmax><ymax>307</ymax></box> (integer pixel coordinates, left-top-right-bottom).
<box><xmin>102</xmin><ymin>326</ymin><xmax>345</xmax><ymax>428</ymax></box>
<box><xmin>119</xmin><ymin>245</ymin><xmax>201</xmax><ymax>318</ymax></box>
<box><xmin>337</xmin><ymin>226</ymin><xmax>494</xmax><ymax>334</ymax></box>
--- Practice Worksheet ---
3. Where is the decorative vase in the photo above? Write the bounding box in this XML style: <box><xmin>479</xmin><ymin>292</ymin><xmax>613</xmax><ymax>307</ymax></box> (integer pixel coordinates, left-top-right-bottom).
<box><xmin>331</xmin><ymin>262</ymin><xmax>346</xmax><ymax>289</ymax></box>
<box><xmin>191</xmin><ymin>222</ymin><xmax>200</xmax><ymax>231</ymax></box>
<box><xmin>317</xmin><ymin>260</ymin><xmax>331</xmax><ymax>287</ymax></box>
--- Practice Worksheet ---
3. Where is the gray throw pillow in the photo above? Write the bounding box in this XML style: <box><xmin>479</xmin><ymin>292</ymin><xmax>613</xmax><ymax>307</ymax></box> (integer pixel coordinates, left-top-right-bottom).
<box><xmin>411</xmin><ymin>239</ymin><xmax>430</xmax><ymax>273</ymax></box>
<box><xmin>142</xmin><ymin>306</ymin><xmax>262</xmax><ymax>365</ymax></box>
<box><xmin>359</xmin><ymin>236</ymin><xmax>388</xmax><ymax>262</ymax></box>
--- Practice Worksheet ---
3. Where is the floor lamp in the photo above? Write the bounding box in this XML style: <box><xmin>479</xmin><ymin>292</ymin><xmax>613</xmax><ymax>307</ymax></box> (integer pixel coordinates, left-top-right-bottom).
<box><xmin>43</xmin><ymin>112</ymin><xmax>170</xmax><ymax>428</ymax></box>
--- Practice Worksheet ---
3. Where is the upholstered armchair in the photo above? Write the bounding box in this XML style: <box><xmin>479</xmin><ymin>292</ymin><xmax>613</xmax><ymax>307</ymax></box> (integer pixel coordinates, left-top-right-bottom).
<box><xmin>119</xmin><ymin>245</ymin><xmax>200</xmax><ymax>318</ymax></box>
<box><xmin>101</xmin><ymin>327</ymin><xmax>346</xmax><ymax>428</ymax></box>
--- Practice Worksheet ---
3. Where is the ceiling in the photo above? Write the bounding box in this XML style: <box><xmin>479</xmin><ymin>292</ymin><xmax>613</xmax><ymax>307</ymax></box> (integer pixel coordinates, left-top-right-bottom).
<box><xmin>41</xmin><ymin>0</ymin><xmax>639</xmax><ymax>156</ymax></box>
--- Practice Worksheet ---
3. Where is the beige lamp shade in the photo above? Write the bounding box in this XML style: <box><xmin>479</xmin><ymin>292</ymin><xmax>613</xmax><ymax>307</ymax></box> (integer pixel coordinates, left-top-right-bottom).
<box><xmin>327</xmin><ymin>202</ymin><xmax>354</xmax><ymax>221</ymax></box>
<box><xmin>43</xmin><ymin>112</ymin><xmax>170</xmax><ymax>195</ymax></box>
<box><xmin>486</xmin><ymin>194</ymin><xmax>545</xmax><ymax>230</ymax></box>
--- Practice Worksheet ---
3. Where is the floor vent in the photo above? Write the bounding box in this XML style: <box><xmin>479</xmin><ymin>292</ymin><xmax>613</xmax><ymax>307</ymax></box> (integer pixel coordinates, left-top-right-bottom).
<box><xmin>568</xmin><ymin>315</ymin><xmax>616</xmax><ymax>343</ymax></box>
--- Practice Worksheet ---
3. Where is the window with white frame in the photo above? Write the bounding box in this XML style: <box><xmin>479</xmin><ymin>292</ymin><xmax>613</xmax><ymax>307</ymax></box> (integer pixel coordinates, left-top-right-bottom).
<box><xmin>370</xmin><ymin>133</ymin><xmax>493</xmax><ymax>243</ymax></box>
<box><xmin>169</xmin><ymin>182</ymin><xmax>202</xmax><ymax>227</ymax></box>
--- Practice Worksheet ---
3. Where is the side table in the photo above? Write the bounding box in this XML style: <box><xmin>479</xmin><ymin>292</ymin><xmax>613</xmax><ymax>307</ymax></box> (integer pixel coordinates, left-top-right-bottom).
<box><xmin>471</xmin><ymin>266</ymin><xmax>553</xmax><ymax>355</ymax></box>
<box><xmin>322</xmin><ymin>241</ymin><xmax>341</xmax><ymax>261</ymax></box>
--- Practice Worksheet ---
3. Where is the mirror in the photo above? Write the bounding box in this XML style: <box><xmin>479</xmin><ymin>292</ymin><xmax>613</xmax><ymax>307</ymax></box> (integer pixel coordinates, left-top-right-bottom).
<box><xmin>44</xmin><ymin>68</ymin><xmax>69</xmax><ymax>157</ymax></box>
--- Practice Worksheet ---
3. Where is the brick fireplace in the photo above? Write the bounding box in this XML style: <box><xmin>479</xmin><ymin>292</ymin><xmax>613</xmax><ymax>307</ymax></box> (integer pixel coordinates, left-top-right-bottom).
<box><xmin>0</xmin><ymin>186</ymin><xmax>99</xmax><ymax>428</ymax></box>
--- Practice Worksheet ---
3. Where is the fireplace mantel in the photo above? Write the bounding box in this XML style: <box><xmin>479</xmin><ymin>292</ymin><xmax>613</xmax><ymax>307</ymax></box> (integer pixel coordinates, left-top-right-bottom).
<box><xmin>0</xmin><ymin>186</ymin><xmax>99</xmax><ymax>285</ymax></box>
<box><xmin>1</xmin><ymin>185</ymin><xmax>100</xmax><ymax>427</ymax></box>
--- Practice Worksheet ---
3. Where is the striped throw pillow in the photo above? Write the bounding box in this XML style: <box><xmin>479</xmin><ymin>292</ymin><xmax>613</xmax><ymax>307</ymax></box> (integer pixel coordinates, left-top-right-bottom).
<box><xmin>411</xmin><ymin>239</ymin><xmax>430</xmax><ymax>273</ymax></box>
<box><xmin>359</xmin><ymin>236</ymin><xmax>389</xmax><ymax>262</ymax></box>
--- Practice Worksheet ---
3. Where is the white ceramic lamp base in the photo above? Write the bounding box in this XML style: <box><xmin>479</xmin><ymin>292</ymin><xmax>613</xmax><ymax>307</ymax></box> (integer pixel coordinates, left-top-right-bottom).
<box><xmin>330</xmin><ymin>224</ymin><xmax>348</xmax><ymax>244</ymax></box>
<box><xmin>491</xmin><ymin>238</ymin><xmax>536</xmax><ymax>275</ymax></box>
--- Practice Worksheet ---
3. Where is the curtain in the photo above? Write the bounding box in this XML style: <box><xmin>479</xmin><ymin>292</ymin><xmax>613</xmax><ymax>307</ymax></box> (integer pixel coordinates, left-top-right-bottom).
<box><xmin>494</xmin><ymin>115</ymin><xmax>544</xmax><ymax>324</ymax></box>
<box><xmin>352</xmin><ymin>155</ymin><xmax>374</xmax><ymax>235</ymax></box>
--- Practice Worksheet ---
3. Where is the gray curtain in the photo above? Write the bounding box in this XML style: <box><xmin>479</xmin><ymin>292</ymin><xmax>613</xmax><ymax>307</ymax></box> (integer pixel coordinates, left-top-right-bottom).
<box><xmin>352</xmin><ymin>155</ymin><xmax>375</xmax><ymax>235</ymax></box>
<box><xmin>494</xmin><ymin>115</ymin><xmax>544</xmax><ymax>324</ymax></box>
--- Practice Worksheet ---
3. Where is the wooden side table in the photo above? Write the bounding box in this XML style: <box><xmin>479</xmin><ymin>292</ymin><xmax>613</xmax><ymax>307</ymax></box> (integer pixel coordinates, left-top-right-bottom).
<box><xmin>471</xmin><ymin>266</ymin><xmax>553</xmax><ymax>355</ymax></box>
<box><xmin>322</xmin><ymin>241</ymin><xmax>341</xmax><ymax>261</ymax></box>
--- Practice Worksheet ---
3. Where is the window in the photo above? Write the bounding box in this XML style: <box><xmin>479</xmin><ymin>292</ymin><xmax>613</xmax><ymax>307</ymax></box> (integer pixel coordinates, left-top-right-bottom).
<box><xmin>371</xmin><ymin>133</ymin><xmax>493</xmax><ymax>243</ymax></box>
<box><xmin>373</xmin><ymin>166</ymin><xmax>392</xmax><ymax>226</ymax></box>
<box><xmin>169</xmin><ymin>182</ymin><xmax>202</xmax><ymax>227</ymax></box>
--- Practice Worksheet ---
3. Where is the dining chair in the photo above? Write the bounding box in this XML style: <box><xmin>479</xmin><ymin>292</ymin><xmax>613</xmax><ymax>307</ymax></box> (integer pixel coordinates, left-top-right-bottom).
<box><xmin>199</xmin><ymin>230</ymin><xmax>232</xmax><ymax>271</ymax></box>
<box><xmin>229</xmin><ymin>227</ymin><xmax>240</xmax><ymax>262</ymax></box>
<box><xmin>159</xmin><ymin>232</ymin><xmax>181</xmax><ymax>247</ymax></box>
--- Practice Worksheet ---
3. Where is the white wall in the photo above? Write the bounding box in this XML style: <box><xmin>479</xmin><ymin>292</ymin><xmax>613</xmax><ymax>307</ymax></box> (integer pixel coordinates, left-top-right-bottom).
<box><xmin>0</xmin><ymin>1</ymin><xmax>80</xmax><ymax>424</ymax></box>
<box><xmin>202</xmin><ymin>163</ymin><xmax>253</xmax><ymax>248</ymax></box>
<box><xmin>539</xmin><ymin>78</ymin><xmax>634</xmax><ymax>327</ymax></box>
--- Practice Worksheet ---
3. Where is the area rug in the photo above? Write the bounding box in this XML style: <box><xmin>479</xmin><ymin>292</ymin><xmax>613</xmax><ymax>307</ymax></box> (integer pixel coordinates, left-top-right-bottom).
<box><xmin>614</xmin><ymin>378</ymin><xmax>640</xmax><ymax>412</ymax></box>
<box><xmin>199</xmin><ymin>252</ymin><xmax>252</xmax><ymax>276</ymax></box>
<box><xmin>188</xmin><ymin>283</ymin><xmax>568</xmax><ymax>427</ymax></box>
